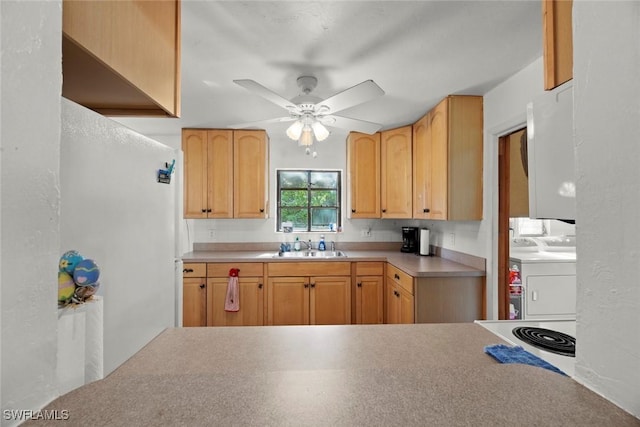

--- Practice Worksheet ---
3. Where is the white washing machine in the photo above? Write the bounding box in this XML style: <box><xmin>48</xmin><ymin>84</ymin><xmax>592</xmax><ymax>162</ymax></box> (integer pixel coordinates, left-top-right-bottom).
<box><xmin>509</xmin><ymin>236</ymin><xmax>576</xmax><ymax>320</ymax></box>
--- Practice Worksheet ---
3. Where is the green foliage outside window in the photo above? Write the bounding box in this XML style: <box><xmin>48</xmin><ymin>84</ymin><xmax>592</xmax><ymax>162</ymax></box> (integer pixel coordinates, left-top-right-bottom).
<box><xmin>277</xmin><ymin>170</ymin><xmax>341</xmax><ymax>232</ymax></box>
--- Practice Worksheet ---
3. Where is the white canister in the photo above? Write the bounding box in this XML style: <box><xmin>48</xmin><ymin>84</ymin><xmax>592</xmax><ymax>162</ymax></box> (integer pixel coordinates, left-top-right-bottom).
<box><xmin>419</xmin><ymin>228</ymin><xmax>430</xmax><ymax>256</ymax></box>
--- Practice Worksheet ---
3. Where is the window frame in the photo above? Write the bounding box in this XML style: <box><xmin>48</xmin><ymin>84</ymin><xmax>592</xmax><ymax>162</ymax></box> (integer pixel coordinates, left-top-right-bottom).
<box><xmin>276</xmin><ymin>169</ymin><xmax>342</xmax><ymax>233</ymax></box>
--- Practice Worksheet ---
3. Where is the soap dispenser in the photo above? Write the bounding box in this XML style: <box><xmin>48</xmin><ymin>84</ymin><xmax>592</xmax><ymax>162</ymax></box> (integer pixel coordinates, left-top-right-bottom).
<box><xmin>294</xmin><ymin>237</ymin><xmax>301</xmax><ymax>252</ymax></box>
<box><xmin>318</xmin><ymin>235</ymin><xmax>326</xmax><ymax>251</ymax></box>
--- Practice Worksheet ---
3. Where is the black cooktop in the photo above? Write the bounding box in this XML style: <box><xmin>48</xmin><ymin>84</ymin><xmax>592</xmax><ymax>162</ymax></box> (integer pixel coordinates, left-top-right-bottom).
<box><xmin>512</xmin><ymin>326</ymin><xmax>576</xmax><ymax>357</ymax></box>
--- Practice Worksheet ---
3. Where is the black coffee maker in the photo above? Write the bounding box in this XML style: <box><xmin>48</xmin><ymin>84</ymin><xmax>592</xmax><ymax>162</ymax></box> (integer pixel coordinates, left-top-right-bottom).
<box><xmin>401</xmin><ymin>227</ymin><xmax>420</xmax><ymax>253</ymax></box>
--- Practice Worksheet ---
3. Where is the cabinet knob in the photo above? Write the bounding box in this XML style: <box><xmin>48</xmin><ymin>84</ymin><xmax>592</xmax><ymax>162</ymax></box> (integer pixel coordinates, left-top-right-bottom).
<box><xmin>207</xmin><ymin>209</ymin><xmax>212</xmax><ymax>213</ymax></box>
<box><xmin>201</xmin><ymin>209</ymin><xmax>206</xmax><ymax>213</ymax></box>
<box><xmin>258</xmin><ymin>283</ymin><xmax>263</xmax><ymax>289</ymax></box>
<box><xmin>304</xmin><ymin>283</ymin><xmax>309</xmax><ymax>288</ymax></box>
<box><xmin>199</xmin><ymin>284</ymin><xmax>205</xmax><ymax>289</ymax></box>
<box><xmin>394</xmin><ymin>274</ymin><xmax>400</xmax><ymax>280</ymax></box>
<box><xmin>183</xmin><ymin>268</ymin><xmax>194</xmax><ymax>273</ymax></box>
<box><xmin>423</xmin><ymin>208</ymin><xmax>430</xmax><ymax>213</ymax></box>
<box><xmin>357</xmin><ymin>282</ymin><xmax>362</xmax><ymax>287</ymax></box>
<box><xmin>382</xmin><ymin>209</ymin><xmax>386</xmax><ymax>213</ymax></box>
<box><xmin>260</xmin><ymin>208</ymin><xmax>265</xmax><ymax>213</ymax></box>
<box><xmin>351</xmin><ymin>209</ymin><xmax>356</xmax><ymax>213</ymax></box>
<box><xmin>310</xmin><ymin>283</ymin><xmax>316</xmax><ymax>288</ymax></box>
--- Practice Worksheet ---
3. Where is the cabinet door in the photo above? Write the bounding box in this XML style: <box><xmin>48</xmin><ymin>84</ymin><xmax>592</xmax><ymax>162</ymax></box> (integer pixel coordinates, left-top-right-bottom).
<box><xmin>234</xmin><ymin>130</ymin><xmax>267</xmax><ymax>218</ymax></box>
<box><xmin>267</xmin><ymin>277</ymin><xmax>309</xmax><ymax>325</ymax></box>
<box><xmin>208</xmin><ymin>277</ymin><xmax>264</xmax><ymax>326</ymax></box>
<box><xmin>385</xmin><ymin>282</ymin><xmax>400</xmax><ymax>324</ymax></box>
<box><xmin>347</xmin><ymin>132</ymin><xmax>380</xmax><ymax>218</ymax></box>
<box><xmin>398</xmin><ymin>286</ymin><xmax>415</xmax><ymax>324</ymax></box>
<box><xmin>182</xmin><ymin>130</ymin><xmax>208</xmax><ymax>218</ymax></box>
<box><xmin>183</xmin><ymin>277</ymin><xmax>207</xmax><ymax>327</ymax></box>
<box><xmin>207</xmin><ymin>130</ymin><xmax>233</xmax><ymax>218</ymax></box>
<box><xmin>380</xmin><ymin>126</ymin><xmax>412</xmax><ymax>218</ymax></box>
<box><xmin>428</xmin><ymin>98</ymin><xmax>449</xmax><ymax>220</ymax></box>
<box><xmin>412</xmin><ymin>113</ymin><xmax>431</xmax><ymax>219</ymax></box>
<box><xmin>355</xmin><ymin>275</ymin><xmax>384</xmax><ymax>324</ymax></box>
<box><xmin>310</xmin><ymin>276</ymin><xmax>351</xmax><ymax>325</ymax></box>
<box><xmin>543</xmin><ymin>0</ymin><xmax>573</xmax><ymax>90</ymax></box>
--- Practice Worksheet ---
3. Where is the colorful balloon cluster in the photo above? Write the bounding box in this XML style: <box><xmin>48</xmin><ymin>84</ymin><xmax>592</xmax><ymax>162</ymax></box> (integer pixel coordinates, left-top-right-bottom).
<box><xmin>58</xmin><ymin>250</ymin><xmax>101</xmax><ymax>306</ymax></box>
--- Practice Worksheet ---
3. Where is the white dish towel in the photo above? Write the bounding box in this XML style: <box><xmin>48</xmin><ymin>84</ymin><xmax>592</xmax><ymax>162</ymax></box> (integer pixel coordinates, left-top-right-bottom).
<box><xmin>224</xmin><ymin>268</ymin><xmax>240</xmax><ymax>312</ymax></box>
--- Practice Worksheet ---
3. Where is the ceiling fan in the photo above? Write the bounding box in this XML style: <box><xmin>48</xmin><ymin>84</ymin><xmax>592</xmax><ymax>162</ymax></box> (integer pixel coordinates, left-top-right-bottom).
<box><xmin>232</xmin><ymin>76</ymin><xmax>385</xmax><ymax>152</ymax></box>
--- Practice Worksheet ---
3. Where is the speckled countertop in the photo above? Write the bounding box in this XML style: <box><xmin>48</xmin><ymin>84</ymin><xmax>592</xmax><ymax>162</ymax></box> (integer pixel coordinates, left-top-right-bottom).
<box><xmin>27</xmin><ymin>324</ymin><xmax>640</xmax><ymax>426</ymax></box>
<box><xmin>182</xmin><ymin>249</ymin><xmax>485</xmax><ymax>278</ymax></box>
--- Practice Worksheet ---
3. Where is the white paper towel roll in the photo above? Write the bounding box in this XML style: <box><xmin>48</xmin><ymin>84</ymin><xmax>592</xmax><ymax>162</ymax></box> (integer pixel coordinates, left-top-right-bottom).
<box><xmin>420</xmin><ymin>229</ymin><xmax>430</xmax><ymax>255</ymax></box>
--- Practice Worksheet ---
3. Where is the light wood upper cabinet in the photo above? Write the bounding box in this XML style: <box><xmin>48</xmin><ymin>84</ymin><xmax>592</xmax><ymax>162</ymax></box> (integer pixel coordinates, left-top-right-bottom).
<box><xmin>182</xmin><ymin>129</ymin><xmax>268</xmax><ymax>219</ymax></box>
<box><xmin>182</xmin><ymin>130</ymin><xmax>209</xmax><ymax>218</ymax></box>
<box><xmin>62</xmin><ymin>0</ymin><xmax>181</xmax><ymax>117</ymax></box>
<box><xmin>234</xmin><ymin>130</ymin><xmax>268</xmax><ymax>219</ymax></box>
<box><xmin>182</xmin><ymin>129</ymin><xmax>233</xmax><ymax>218</ymax></box>
<box><xmin>543</xmin><ymin>0</ymin><xmax>573</xmax><ymax>90</ymax></box>
<box><xmin>412</xmin><ymin>96</ymin><xmax>483</xmax><ymax>221</ymax></box>
<box><xmin>381</xmin><ymin>126</ymin><xmax>413</xmax><ymax>218</ymax></box>
<box><xmin>208</xmin><ymin>130</ymin><xmax>234</xmax><ymax>218</ymax></box>
<box><xmin>347</xmin><ymin>132</ymin><xmax>381</xmax><ymax>218</ymax></box>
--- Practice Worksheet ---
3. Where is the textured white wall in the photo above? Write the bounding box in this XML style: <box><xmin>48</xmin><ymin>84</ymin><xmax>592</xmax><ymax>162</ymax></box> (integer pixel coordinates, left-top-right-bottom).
<box><xmin>573</xmin><ymin>1</ymin><xmax>640</xmax><ymax>417</ymax></box>
<box><xmin>61</xmin><ymin>99</ymin><xmax>176</xmax><ymax>376</ymax></box>
<box><xmin>0</xmin><ymin>0</ymin><xmax>61</xmax><ymax>419</ymax></box>
<box><xmin>479</xmin><ymin>57</ymin><xmax>546</xmax><ymax>319</ymax></box>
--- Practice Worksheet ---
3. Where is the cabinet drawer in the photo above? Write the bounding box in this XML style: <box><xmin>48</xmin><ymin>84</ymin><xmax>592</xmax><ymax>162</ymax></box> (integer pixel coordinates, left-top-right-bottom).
<box><xmin>207</xmin><ymin>263</ymin><xmax>263</xmax><ymax>277</ymax></box>
<box><xmin>267</xmin><ymin>262</ymin><xmax>351</xmax><ymax>277</ymax></box>
<box><xmin>355</xmin><ymin>262</ymin><xmax>384</xmax><ymax>276</ymax></box>
<box><xmin>183</xmin><ymin>263</ymin><xmax>206</xmax><ymax>278</ymax></box>
<box><xmin>386</xmin><ymin>263</ymin><xmax>414</xmax><ymax>295</ymax></box>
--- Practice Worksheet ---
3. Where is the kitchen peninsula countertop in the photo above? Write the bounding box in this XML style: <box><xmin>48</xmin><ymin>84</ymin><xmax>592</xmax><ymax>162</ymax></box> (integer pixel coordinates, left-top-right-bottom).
<box><xmin>28</xmin><ymin>324</ymin><xmax>640</xmax><ymax>426</ymax></box>
<box><xmin>182</xmin><ymin>249</ymin><xmax>485</xmax><ymax>278</ymax></box>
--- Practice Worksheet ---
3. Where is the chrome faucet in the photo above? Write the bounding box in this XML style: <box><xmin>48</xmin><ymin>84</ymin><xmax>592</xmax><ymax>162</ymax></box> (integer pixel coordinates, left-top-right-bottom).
<box><xmin>300</xmin><ymin>239</ymin><xmax>313</xmax><ymax>252</ymax></box>
<box><xmin>330</xmin><ymin>241</ymin><xmax>336</xmax><ymax>251</ymax></box>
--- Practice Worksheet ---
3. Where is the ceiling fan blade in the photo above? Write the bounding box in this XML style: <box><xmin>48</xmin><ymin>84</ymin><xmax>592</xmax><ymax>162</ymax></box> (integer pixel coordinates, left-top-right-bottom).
<box><xmin>229</xmin><ymin>116</ymin><xmax>296</xmax><ymax>129</ymax></box>
<box><xmin>233</xmin><ymin>79</ymin><xmax>298</xmax><ymax>111</ymax></box>
<box><xmin>316</xmin><ymin>80</ymin><xmax>384</xmax><ymax>114</ymax></box>
<box><xmin>322</xmin><ymin>115</ymin><xmax>383</xmax><ymax>135</ymax></box>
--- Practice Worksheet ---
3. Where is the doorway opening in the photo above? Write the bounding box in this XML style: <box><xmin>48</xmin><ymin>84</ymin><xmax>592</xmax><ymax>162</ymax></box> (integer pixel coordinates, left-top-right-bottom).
<box><xmin>497</xmin><ymin>127</ymin><xmax>528</xmax><ymax>319</ymax></box>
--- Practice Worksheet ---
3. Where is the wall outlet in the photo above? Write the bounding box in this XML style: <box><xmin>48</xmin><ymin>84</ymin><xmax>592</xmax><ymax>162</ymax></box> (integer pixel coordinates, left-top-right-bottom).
<box><xmin>361</xmin><ymin>228</ymin><xmax>373</xmax><ymax>238</ymax></box>
<box><xmin>208</xmin><ymin>229</ymin><xmax>215</xmax><ymax>239</ymax></box>
<box><xmin>447</xmin><ymin>233</ymin><xmax>455</xmax><ymax>246</ymax></box>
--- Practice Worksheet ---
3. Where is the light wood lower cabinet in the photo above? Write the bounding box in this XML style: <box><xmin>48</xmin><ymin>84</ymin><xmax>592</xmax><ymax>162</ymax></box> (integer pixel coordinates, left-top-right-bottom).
<box><xmin>182</xmin><ymin>263</ymin><xmax>207</xmax><ymax>327</ymax></box>
<box><xmin>353</xmin><ymin>262</ymin><xmax>384</xmax><ymax>324</ymax></box>
<box><xmin>385</xmin><ymin>263</ymin><xmax>415</xmax><ymax>324</ymax></box>
<box><xmin>208</xmin><ymin>277</ymin><xmax>264</xmax><ymax>326</ymax></box>
<box><xmin>266</xmin><ymin>262</ymin><xmax>351</xmax><ymax>326</ymax></box>
<box><xmin>206</xmin><ymin>263</ymin><xmax>264</xmax><ymax>326</ymax></box>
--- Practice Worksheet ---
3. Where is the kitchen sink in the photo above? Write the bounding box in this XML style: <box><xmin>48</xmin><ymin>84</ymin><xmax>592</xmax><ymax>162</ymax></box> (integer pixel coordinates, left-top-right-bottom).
<box><xmin>273</xmin><ymin>250</ymin><xmax>347</xmax><ymax>258</ymax></box>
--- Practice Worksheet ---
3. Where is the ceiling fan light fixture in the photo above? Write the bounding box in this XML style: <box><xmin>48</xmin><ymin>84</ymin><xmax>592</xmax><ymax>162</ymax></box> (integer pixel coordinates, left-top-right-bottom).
<box><xmin>298</xmin><ymin>128</ymin><xmax>314</xmax><ymax>147</ymax></box>
<box><xmin>286</xmin><ymin>120</ymin><xmax>304</xmax><ymax>140</ymax></box>
<box><xmin>311</xmin><ymin>121</ymin><xmax>330</xmax><ymax>141</ymax></box>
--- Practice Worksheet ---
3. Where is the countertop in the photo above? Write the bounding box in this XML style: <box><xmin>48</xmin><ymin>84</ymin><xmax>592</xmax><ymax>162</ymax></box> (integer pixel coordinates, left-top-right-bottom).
<box><xmin>27</xmin><ymin>324</ymin><xmax>640</xmax><ymax>426</ymax></box>
<box><xmin>182</xmin><ymin>249</ymin><xmax>485</xmax><ymax>278</ymax></box>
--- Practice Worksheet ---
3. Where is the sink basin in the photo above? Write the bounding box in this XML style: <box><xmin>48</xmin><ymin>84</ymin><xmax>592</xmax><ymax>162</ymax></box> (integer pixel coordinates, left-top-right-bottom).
<box><xmin>273</xmin><ymin>250</ymin><xmax>347</xmax><ymax>258</ymax></box>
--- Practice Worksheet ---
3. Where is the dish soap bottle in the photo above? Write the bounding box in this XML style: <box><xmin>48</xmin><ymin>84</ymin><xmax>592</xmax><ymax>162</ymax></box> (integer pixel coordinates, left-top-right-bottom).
<box><xmin>318</xmin><ymin>235</ymin><xmax>326</xmax><ymax>251</ymax></box>
<box><xmin>294</xmin><ymin>237</ymin><xmax>300</xmax><ymax>252</ymax></box>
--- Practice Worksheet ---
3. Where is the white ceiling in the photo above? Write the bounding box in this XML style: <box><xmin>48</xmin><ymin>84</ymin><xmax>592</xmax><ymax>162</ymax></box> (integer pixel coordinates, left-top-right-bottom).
<box><xmin>115</xmin><ymin>1</ymin><xmax>542</xmax><ymax>143</ymax></box>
